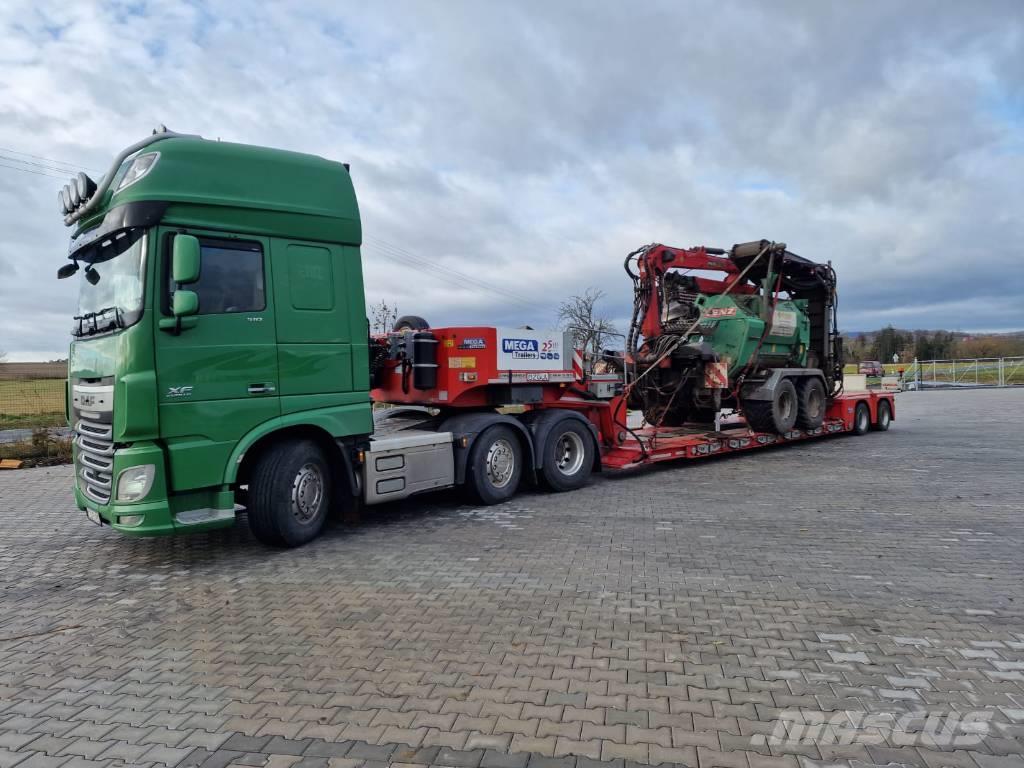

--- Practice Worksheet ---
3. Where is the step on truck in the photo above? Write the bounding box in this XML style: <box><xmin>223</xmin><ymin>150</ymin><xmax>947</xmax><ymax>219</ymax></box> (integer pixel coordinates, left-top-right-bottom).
<box><xmin>55</xmin><ymin>129</ymin><xmax>894</xmax><ymax>547</ymax></box>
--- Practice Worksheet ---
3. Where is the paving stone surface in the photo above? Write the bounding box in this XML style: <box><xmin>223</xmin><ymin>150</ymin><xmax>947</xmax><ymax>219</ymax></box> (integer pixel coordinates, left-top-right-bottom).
<box><xmin>0</xmin><ymin>388</ymin><xmax>1022</xmax><ymax>768</ymax></box>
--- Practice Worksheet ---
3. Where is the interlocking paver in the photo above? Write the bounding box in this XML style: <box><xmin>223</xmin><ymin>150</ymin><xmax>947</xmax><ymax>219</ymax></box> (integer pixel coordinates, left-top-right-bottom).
<box><xmin>0</xmin><ymin>390</ymin><xmax>1022</xmax><ymax>768</ymax></box>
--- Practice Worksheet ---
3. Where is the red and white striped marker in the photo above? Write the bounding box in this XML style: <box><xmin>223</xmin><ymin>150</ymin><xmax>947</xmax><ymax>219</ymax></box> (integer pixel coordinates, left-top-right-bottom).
<box><xmin>572</xmin><ymin>349</ymin><xmax>584</xmax><ymax>381</ymax></box>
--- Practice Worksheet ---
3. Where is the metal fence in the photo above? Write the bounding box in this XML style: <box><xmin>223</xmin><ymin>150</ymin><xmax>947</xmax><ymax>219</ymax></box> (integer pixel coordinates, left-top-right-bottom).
<box><xmin>0</xmin><ymin>362</ymin><xmax>68</xmax><ymax>438</ymax></box>
<box><xmin>902</xmin><ymin>357</ymin><xmax>1024</xmax><ymax>389</ymax></box>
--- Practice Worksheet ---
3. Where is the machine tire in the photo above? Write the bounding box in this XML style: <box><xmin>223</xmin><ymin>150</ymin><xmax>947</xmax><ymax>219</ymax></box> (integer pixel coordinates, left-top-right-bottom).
<box><xmin>853</xmin><ymin>402</ymin><xmax>871</xmax><ymax>435</ymax></box>
<box><xmin>247</xmin><ymin>439</ymin><xmax>332</xmax><ymax>547</ymax></box>
<box><xmin>796</xmin><ymin>377</ymin><xmax>826</xmax><ymax>430</ymax></box>
<box><xmin>873</xmin><ymin>400</ymin><xmax>891</xmax><ymax>431</ymax></box>
<box><xmin>467</xmin><ymin>425</ymin><xmax>523</xmax><ymax>504</ymax></box>
<box><xmin>540</xmin><ymin>420</ymin><xmax>594</xmax><ymax>492</ymax></box>
<box><xmin>643</xmin><ymin>404</ymin><xmax>688</xmax><ymax>427</ymax></box>
<box><xmin>743</xmin><ymin>378</ymin><xmax>798</xmax><ymax>434</ymax></box>
<box><xmin>393</xmin><ymin>315</ymin><xmax>430</xmax><ymax>331</ymax></box>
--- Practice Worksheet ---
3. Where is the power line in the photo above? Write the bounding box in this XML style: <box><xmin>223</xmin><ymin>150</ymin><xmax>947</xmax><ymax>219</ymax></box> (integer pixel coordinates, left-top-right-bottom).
<box><xmin>0</xmin><ymin>146</ymin><xmax>99</xmax><ymax>173</ymax></box>
<box><xmin>0</xmin><ymin>160</ymin><xmax>67</xmax><ymax>180</ymax></box>
<box><xmin>0</xmin><ymin>153</ymin><xmax>88</xmax><ymax>177</ymax></box>
<box><xmin>364</xmin><ymin>235</ymin><xmax>547</xmax><ymax>311</ymax></box>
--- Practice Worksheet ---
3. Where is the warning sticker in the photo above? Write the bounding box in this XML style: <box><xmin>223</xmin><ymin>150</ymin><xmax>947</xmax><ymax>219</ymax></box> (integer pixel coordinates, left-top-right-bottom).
<box><xmin>449</xmin><ymin>356</ymin><xmax>476</xmax><ymax>369</ymax></box>
<box><xmin>769</xmin><ymin>309</ymin><xmax>798</xmax><ymax>336</ymax></box>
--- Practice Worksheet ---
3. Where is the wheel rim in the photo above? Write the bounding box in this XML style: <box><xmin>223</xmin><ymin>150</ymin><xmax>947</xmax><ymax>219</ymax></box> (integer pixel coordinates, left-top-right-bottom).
<box><xmin>485</xmin><ymin>438</ymin><xmax>516</xmax><ymax>488</ymax></box>
<box><xmin>779</xmin><ymin>391</ymin><xmax>795</xmax><ymax>422</ymax></box>
<box><xmin>858</xmin><ymin>408</ymin><xmax>869</xmax><ymax>431</ymax></box>
<box><xmin>879</xmin><ymin>405</ymin><xmax>890</xmax><ymax>426</ymax></box>
<box><xmin>554</xmin><ymin>431</ymin><xmax>585</xmax><ymax>476</ymax></box>
<box><xmin>808</xmin><ymin>389</ymin><xmax>822</xmax><ymax>418</ymax></box>
<box><xmin>291</xmin><ymin>462</ymin><xmax>324</xmax><ymax>524</ymax></box>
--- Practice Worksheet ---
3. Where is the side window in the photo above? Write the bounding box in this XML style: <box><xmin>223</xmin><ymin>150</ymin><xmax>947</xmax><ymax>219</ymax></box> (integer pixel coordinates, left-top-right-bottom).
<box><xmin>166</xmin><ymin>236</ymin><xmax>265</xmax><ymax>314</ymax></box>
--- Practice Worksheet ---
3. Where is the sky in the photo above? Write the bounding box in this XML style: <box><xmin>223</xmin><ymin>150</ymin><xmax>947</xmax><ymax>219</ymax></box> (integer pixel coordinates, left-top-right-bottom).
<box><xmin>0</xmin><ymin>1</ymin><xmax>1022</xmax><ymax>360</ymax></box>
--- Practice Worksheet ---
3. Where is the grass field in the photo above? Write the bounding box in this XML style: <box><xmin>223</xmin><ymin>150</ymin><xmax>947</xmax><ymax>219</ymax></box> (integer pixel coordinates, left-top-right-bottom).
<box><xmin>0</xmin><ymin>378</ymin><xmax>66</xmax><ymax>429</ymax></box>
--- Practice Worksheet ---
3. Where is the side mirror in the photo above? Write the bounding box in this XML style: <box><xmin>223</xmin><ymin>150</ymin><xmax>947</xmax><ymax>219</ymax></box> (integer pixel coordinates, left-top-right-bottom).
<box><xmin>57</xmin><ymin>262</ymin><xmax>79</xmax><ymax>279</ymax></box>
<box><xmin>172</xmin><ymin>290</ymin><xmax>199</xmax><ymax>317</ymax></box>
<box><xmin>159</xmin><ymin>289</ymin><xmax>199</xmax><ymax>334</ymax></box>
<box><xmin>172</xmin><ymin>235</ymin><xmax>201</xmax><ymax>284</ymax></box>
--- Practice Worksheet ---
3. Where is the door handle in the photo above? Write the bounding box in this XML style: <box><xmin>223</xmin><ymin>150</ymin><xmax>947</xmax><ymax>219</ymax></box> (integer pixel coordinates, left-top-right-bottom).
<box><xmin>247</xmin><ymin>383</ymin><xmax>276</xmax><ymax>395</ymax></box>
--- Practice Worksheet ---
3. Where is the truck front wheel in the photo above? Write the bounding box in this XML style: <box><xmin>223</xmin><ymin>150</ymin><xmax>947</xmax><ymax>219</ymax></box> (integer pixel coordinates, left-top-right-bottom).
<box><xmin>541</xmin><ymin>420</ymin><xmax>594</xmax><ymax>492</ymax></box>
<box><xmin>248</xmin><ymin>439</ymin><xmax>332</xmax><ymax>547</ymax></box>
<box><xmin>467</xmin><ymin>425</ymin><xmax>522</xmax><ymax>504</ymax></box>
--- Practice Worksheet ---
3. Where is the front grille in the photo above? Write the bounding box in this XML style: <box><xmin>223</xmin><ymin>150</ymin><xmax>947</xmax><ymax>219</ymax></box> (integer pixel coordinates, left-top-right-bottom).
<box><xmin>76</xmin><ymin>417</ymin><xmax>114</xmax><ymax>504</ymax></box>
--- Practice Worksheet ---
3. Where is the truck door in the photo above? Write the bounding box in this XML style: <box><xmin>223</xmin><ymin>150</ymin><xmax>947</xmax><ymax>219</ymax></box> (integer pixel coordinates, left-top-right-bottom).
<box><xmin>154</xmin><ymin>229</ymin><xmax>280</xmax><ymax>490</ymax></box>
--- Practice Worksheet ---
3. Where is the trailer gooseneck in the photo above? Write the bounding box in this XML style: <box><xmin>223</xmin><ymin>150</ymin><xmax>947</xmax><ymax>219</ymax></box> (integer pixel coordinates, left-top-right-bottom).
<box><xmin>55</xmin><ymin>129</ymin><xmax>894</xmax><ymax>547</ymax></box>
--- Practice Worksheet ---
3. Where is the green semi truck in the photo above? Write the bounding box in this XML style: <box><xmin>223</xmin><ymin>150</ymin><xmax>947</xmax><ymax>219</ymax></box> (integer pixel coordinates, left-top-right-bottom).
<box><xmin>55</xmin><ymin>129</ymin><xmax>893</xmax><ymax>548</ymax></box>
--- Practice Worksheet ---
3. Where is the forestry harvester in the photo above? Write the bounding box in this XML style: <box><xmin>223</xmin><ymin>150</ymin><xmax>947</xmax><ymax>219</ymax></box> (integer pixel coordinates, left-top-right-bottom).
<box><xmin>621</xmin><ymin>240</ymin><xmax>843</xmax><ymax>433</ymax></box>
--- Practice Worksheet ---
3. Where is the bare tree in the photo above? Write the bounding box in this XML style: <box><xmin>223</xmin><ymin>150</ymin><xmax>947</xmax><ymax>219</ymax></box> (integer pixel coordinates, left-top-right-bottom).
<box><xmin>557</xmin><ymin>288</ymin><xmax>618</xmax><ymax>360</ymax></box>
<box><xmin>0</xmin><ymin>350</ymin><xmax>7</xmax><ymax>363</ymax></box>
<box><xmin>368</xmin><ymin>299</ymin><xmax>399</xmax><ymax>334</ymax></box>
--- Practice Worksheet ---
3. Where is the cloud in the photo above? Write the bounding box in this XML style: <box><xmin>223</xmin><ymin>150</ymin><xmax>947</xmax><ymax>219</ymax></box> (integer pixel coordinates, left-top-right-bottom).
<box><xmin>0</xmin><ymin>0</ymin><xmax>1021</xmax><ymax>359</ymax></box>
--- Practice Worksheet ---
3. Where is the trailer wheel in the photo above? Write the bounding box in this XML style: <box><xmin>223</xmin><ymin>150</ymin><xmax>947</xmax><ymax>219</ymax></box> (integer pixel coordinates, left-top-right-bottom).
<box><xmin>248</xmin><ymin>439</ymin><xmax>331</xmax><ymax>547</ymax></box>
<box><xmin>393</xmin><ymin>315</ymin><xmax>430</xmax><ymax>331</ymax></box>
<box><xmin>743</xmin><ymin>378</ymin><xmax>798</xmax><ymax>434</ymax></box>
<box><xmin>540</xmin><ymin>420</ymin><xmax>594</xmax><ymax>492</ymax></box>
<box><xmin>467</xmin><ymin>425</ymin><xmax>523</xmax><ymax>504</ymax></box>
<box><xmin>853</xmin><ymin>402</ymin><xmax>871</xmax><ymax>435</ymax></box>
<box><xmin>873</xmin><ymin>400</ymin><xmax>892</xmax><ymax>431</ymax></box>
<box><xmin>796</xmin><ymin>378</ymin><xmax>826</xmax><ymax>430</ymax></box>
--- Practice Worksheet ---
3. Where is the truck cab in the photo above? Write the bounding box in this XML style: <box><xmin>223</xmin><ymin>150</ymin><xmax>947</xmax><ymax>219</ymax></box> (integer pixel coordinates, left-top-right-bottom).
<box><xmin>60</xmin><ymin>129</ymin><xmax>372</xmax><ymax>541</ymax></box>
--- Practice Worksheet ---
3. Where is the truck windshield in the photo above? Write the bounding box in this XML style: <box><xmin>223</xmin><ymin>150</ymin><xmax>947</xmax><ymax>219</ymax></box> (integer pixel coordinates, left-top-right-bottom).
<box><xmin>72</xmin><ymin>228</ymin><xmax>147</xmax><ymax>336</ymax></box>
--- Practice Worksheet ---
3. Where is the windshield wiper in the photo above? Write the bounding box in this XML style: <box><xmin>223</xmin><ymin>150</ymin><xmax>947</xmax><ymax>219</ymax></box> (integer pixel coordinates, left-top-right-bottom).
<box><xmin>73</xmin><ymin>306</ymin><xmax>124</xmax><ymax>337</ymax></box>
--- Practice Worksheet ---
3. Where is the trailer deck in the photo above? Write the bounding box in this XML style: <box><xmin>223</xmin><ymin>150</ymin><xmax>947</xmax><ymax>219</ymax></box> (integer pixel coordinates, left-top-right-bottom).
<box><xmin>549</xmin><ymin>390</ymin><xmax>895</xmax><ymax>471</ymax></box>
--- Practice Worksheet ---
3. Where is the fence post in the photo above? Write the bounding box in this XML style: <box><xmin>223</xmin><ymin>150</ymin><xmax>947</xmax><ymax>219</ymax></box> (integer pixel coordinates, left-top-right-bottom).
<box><xmin>1000</xmin><ymin>358</ymin><xmax>1004</xmax><ymax>387</ymax></box>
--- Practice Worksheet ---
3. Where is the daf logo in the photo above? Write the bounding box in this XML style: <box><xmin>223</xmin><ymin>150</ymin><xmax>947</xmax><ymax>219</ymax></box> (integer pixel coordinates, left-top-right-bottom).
<box><xmin>79</xmin><ymin>394</ymin><xmax>96</xmax><ymax>407</ymax></box>
<box><xmin>166</xmin><ymin>385</ymin><xmax>194</xmax><ymax>398</ymax></box>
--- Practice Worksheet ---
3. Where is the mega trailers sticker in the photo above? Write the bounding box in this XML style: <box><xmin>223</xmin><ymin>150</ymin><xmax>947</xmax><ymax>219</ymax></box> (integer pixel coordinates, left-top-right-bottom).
<box><xmin>496</xmin><ymin>328</ymin><xmax>566</xmax><ymax>371</ymax></box>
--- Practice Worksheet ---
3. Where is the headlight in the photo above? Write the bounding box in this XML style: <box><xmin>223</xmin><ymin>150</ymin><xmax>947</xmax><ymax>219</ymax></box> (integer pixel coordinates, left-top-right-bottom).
<box><xmin>115</xmin><ymin>152</ymin><xmax>160</xmax><ymax>193</ymax></box>
<box><xmin>116</xmin><ymin>464</ymin><xmax>155</xmax><ymax>502</ymax></box>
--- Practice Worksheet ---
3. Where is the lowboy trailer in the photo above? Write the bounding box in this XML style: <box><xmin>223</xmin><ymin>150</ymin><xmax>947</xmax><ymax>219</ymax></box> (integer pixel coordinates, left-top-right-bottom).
<box><xmin>55</xmin><ymin>129</ymin><xmax>894</xmax><ymax>547</ymax></box>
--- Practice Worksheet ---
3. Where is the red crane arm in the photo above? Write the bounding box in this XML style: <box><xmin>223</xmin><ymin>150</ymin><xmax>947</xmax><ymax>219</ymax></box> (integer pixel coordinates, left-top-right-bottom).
<box><xmin>635</xmin><ymin>244</ymin><xmax>756</xmax><ymax>340</ymax></box>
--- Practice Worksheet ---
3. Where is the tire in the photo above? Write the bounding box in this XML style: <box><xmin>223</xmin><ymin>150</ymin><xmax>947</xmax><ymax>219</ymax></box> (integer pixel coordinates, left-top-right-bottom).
<box><xmin>540</xmin><ymin>420</ymin><xmax>594</xmax><ymax>492</ymax></box>
<box><xmin>873</xmin><ymin>400</ymin><xmax>892</xmax><ymax>431</ymax></box>
<box><xmin>393</xmin><ymin>315</ymin><xmax>430</xmax><ymax>331</ymax></box>
<box><xmin>466</xmin><ymin>425</ymin><xmax>523</xmax><ymax>504</ymax></box>
<box><xmin>248</xmin><ymin>439</ymin><xmax>332</xmax><ymax>547</ymax></box>
<box><xmin>743</xmin><ymin>378</ymin><xmax>798</xmax><ymax>434</ymax></box>
<box><xmin>796</xmin><ymin>377</ymin><xmax>826</xmax><ymax>430</ymax></box>
<box><xmin>643</xmin><ymin>404</ymin><xmax>688</xmax><ymax>427</ymax></box>
<box><xmin>853</xmin><ymin>402</ymin><xmax>871</xmax><ymax>435</ymax></box>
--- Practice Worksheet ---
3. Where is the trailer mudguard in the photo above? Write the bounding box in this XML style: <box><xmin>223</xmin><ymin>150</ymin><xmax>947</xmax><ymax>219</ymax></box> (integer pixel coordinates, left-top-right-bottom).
<box><xmin>437</xmin><ymin>412</ymin><xmax>536</xmax><ymax>485</ymax></box>
<box><xmin>517</xmin><ymin>409</ymin><xmax>601</xmax><ymax>473</ymax></box>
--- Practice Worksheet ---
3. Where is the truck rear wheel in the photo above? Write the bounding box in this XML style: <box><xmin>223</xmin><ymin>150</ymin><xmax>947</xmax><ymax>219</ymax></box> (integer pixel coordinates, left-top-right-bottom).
<box><xmin>796</xmin><ymin>378</ymin><xmax>826</xmax><ymax>430</ymax></box>
<box><xmin>540</xmin><ymin>420</ymin><xmax>594</xmax><ymax>492</ymax></box>
<box><xmin>743</xmin><ymin>379</ymin><xmax>798</xmax><ymax>434</ymax></box>
<box><xmin>248</xmin><ymin>439</ymin><xmax>331</xmax><ymax>547</ymax></box>
<box><xmin>467</xmin><ymin>425</ymin><xmax>522</xmax><ymax>504</ymax></box>
<box><xmin>853</xmin><ymin>402</ymin><xmax>871</xmax><ymax>435</ymax></box>
<box><xmin>874</xmin><ymin>400</ymin><xmax>892</xmax><ymax>431</ymax></box>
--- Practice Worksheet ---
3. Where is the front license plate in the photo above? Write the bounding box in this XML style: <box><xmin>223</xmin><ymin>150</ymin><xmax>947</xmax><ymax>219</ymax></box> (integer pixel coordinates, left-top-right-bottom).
<box><xmin>86</xmin><ymin>508</ymin><xmax>102</xmax><ymax>525</ymax></box>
